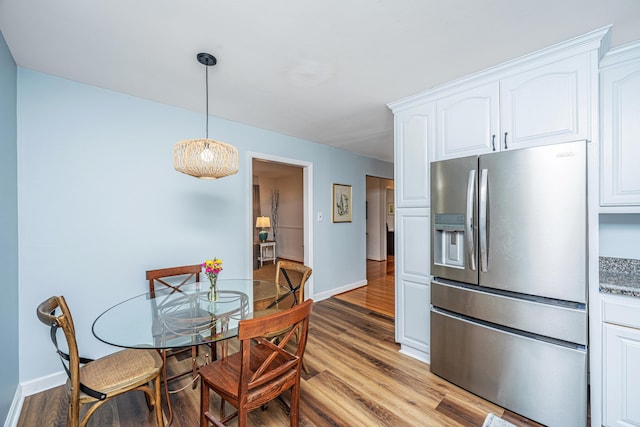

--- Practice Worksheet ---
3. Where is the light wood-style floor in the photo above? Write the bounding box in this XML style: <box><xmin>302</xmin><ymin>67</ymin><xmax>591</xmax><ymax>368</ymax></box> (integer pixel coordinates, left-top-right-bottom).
<box><xmin>333</xmin><ymin>256</ymin><xmax>395</xmax><ymax>318</ymax></box>
<box><xmin>20</xmin><ymin>260</ymin><xmax>544</xmax><ymax>426</ymax></box>
<box><xmin>19</xmin><ymin>297</ymin><xmax>544</xmax><ymax>427</ymax></box>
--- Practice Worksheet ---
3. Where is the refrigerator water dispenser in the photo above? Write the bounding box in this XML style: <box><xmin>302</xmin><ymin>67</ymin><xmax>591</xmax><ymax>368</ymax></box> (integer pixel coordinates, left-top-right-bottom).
<box><xmin>434</xmin><ymin>214</ymin><xmax>465</xmax><ymax>268</ymax></box>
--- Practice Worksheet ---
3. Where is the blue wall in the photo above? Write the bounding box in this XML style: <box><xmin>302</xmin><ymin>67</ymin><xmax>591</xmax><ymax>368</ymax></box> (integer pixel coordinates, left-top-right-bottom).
<box><xmin>600</xmin><ymin>214</ymin><xmax>640</xmax><ymax>259</ymax></box>
<box><xmin>16</xmin><ymin>69</ymin><xmax>393</xmax><ymax>383</ymax></box>
<box><xmin>0</xmin><ymin>30</ymin><xmax>18</xmax><ymax>423</ymax></box>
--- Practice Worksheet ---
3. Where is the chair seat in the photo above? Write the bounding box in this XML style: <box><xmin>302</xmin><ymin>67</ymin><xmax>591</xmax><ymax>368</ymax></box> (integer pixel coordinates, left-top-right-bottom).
<box><xmin>200</xmin><ymin>343</ymin><xmax>297</xmax><ymax>408</ymax></box>
<box><xmin>70</xmin><ymin>349</ymin><xmax>163</xmax><ymax>402</ymax></box>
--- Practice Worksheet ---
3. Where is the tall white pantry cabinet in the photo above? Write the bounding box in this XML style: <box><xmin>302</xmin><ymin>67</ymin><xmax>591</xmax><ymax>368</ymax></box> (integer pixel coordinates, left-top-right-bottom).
<box><xmin>389</xmin><ymin>102</ymin><xmax>434</xmax><ymax>362</ymax></box>
<box><xmin>389</xmin><ymin>26</ymin><xmax>610</xmax><ymax>426</ymax></box>
<box><xmin>599</xmin><ymin>40</ymin><xmax>640</xmax><ymax>427</ymax></box>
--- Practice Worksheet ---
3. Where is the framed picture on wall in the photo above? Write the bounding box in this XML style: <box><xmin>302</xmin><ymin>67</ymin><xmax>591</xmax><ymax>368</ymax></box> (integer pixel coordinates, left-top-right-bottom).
<box><xmin>332</xmin><ymin>183</ymin><xmax>352</xmax><ymax>223</ymax></box>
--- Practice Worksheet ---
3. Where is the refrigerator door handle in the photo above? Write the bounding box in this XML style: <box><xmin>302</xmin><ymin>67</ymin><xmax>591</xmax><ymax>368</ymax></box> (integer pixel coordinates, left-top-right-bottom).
<box><xmin>466</xmin><ymin>170</ymin><xmax>476</xmax><ymax>271</ymax></box>
<box><xmin>479</xmin><ymin>168</ymin><xmax>488</xmax><ymax>272</ymax></box>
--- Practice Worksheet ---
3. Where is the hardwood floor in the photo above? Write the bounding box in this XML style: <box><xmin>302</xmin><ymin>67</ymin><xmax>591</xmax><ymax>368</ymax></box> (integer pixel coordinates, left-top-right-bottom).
<box><xmin>333</xmin><ymin>256</ymin><xmax>395</xmax><ymax>318</ymax></box>
<box><xmin>18</xmin><ymin>297</ymin><xmax>542</xmax><ymax>427</ymax></box>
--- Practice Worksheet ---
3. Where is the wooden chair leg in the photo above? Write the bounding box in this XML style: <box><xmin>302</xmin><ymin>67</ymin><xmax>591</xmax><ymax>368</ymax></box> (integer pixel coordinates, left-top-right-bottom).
<box><xmin>143</xmin><ymin>382</ymin><xmax>153</xmax><ymax>410</ymax></box>
<box><xmin>238</xmin><ymin>408</ymin><xmax>248</xmax><ymax>427</ymax></box>
<box><xmin>153</xmin><ymin>375</ymin><xmax>164</xmax><ymax>427</ymax></box>
<box><xmin>67</xmin><ymin>398</ymin><xmax>78</xmax><ymax>427</ymax></box>
<box><xmin>290</xmin><ymin>379</ymin><xmax>300</xmax><ymax>427</ymax></box>
<box><xmin>200</xmin><ymin>378</ymin><xmax>209</xmax><ymax>427</ymax></box>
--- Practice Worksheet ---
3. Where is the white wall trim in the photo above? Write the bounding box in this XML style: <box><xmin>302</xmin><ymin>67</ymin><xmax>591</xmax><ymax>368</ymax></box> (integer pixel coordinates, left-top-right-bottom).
<box><xmin>3</xmin><ymin>385</ymin><xmax>23</xmax><ymax>427</ymax></box>
<box><xmin>4</xmin><ymin>371</ymin><xmax>67</xmax><ymax>427</ymax></box>
<box><xmin>312</xmin><ymin>279</ymin><xmax>367</xmax><ymax>302</ymax></box>
<box><xmin>389</xmin><ymin>25</ymin><xmax>611</xmax><ymax>113</ymax></box>
<box><xmin>21</xmin><ymin>371</ymin><xmax>66</xmax><ymax>396</ymax></box>
<box><xmin>399</xmin><ymin>345</ymin><xmax>430</xmax><ymax>364</ymax></box>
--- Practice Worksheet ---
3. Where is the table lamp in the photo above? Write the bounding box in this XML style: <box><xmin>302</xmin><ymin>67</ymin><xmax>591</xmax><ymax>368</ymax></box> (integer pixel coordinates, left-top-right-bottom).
<box><xmin>256</xmin><ymin>216</ymin><xmax>271</xmax><ymax>242</ymax></box>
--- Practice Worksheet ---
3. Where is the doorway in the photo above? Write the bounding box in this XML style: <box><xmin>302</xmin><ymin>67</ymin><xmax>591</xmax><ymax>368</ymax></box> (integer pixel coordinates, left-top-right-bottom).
<box><xmin>334</xmin><ymin>175</ymin><xmax>395</xmax><ymax>318</ymax></box>
<box><xmin>248</xmin><ymin>153</ymin><xmax>313</xmax><ymax>298</ymax></box>
<box><xmin>365</xmin><ymin>175</ymin><xmax>394</xmax><ymax>261</ymax></box>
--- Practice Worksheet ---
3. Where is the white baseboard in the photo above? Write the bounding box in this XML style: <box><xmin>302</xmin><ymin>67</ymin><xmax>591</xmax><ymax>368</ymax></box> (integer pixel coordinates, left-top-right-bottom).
<box><xmin>21</xmin><ymin>371</ymin><xmax>66</xmax><ymax>396</ymax></box>
<box><xmin>311</xmin><ymin>279</ymin><xmax>367</xmax><ymax>302</ymax></box>
<box><xmin>399</xmin><ymin>344</ymin><xmax>430</xmax><ymax>364</ymax></box>
<box><xmin>4</xmin><ymin>371</ymin><xmax>67</xmax><ymax>427</ymax></box>
<box><xmin>276</xmin><ymin>253</ymin><xmax>304</xmax><ymax>263</ymax></box>
<box><xmin>3</xmin><ymin>385</ymin><xmax>22</xmax><ymax>427</ymax></box>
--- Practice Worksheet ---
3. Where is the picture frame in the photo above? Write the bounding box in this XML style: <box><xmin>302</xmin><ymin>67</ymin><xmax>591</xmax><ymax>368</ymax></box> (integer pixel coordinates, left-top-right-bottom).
<box><xmin>387</xmin><ymin>202</ymin><xmax>395</xmax><ymax>215</ymax></box>
<box><xmin>332</xmin><ymin>183</ymin><xmax>352</xmax><ymax>223</ymax></box>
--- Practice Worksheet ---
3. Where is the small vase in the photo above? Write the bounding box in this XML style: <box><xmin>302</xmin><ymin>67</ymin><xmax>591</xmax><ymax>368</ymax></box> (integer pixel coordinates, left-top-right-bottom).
<box><xmin>208</xmin><ymin>276</ymin><xmax>218</xmax><ymax>302</ymax></box>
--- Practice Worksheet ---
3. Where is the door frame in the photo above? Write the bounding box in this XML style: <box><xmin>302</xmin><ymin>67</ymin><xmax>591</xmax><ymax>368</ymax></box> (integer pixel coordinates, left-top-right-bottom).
<box><xmin>366</xmin><ymin>175</ymin><xmax>394</xmax><ymax>262</ymax></box>
<box><xmin>246</xmin><ymin>152</ymin><xmax>314</xmax><ymax>298</ymax></box>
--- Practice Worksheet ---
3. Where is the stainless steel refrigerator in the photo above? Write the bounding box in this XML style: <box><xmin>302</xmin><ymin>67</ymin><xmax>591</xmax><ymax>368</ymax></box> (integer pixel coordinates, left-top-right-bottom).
<box><xmin>430</xmin><ymin>140</ymin><xmax>588</xmax><ymax>427</ymax></box>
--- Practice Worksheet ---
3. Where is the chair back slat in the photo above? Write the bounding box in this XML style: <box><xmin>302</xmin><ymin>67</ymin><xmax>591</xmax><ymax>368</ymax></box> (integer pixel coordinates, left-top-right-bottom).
<box><xmin>238</xmin><ymin>299</ymin><xmax>312</xmax><ymax>394</ymax></box>
<box><xmin>275</xmin><ymin>261</ymin><xmax>312</xmax><ymax>305</ymax></box>
<box><xmin>37</xmin><ymin>296</ymin><xmax>83</xmax><ymax>407</ymax></box>
<box><xmin>146</xmin><ymin>264</ymin><xmax>201</xmax><ymax>297</ymax></box>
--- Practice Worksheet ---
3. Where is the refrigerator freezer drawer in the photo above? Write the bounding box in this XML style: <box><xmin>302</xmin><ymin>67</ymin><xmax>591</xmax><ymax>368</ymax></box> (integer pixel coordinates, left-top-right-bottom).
<box><xmin>431</xmin><ymin>309</ymin><xmax>587</xmax><ymax>427</ymax></box>
<box><xmin>431</xmin><ymin>280</ymin><xmax>587</xmax><ymax>345</ymax></box>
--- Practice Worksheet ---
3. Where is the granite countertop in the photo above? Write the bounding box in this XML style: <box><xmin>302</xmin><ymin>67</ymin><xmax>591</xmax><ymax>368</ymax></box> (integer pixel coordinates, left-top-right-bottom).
<box><xmin>600</xmin><ymin>257</ymin><xmax>640</xmax><ymax>298</ymax></box>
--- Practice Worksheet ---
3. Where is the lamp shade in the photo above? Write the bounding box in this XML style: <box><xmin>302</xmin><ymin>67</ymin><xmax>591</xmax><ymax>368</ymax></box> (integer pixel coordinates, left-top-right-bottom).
<box><xmin>174</xmin><ymin>138</ymin><xmax>239</xmax><ymax>179</ymax></box>
<box><xmin>256</xmin><ymin>216</ymin><xmax>271</xmax><ymax>228</ymax></box>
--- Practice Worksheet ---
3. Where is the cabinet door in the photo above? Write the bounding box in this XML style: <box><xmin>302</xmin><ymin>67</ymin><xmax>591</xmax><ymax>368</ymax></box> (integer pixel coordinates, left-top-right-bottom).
<box><xmin>394</xmin><ymin>103</ymin><xmax>434</xmax><ymax>208</ymax></box>
<box><xmin>604</xmin><ymin>323</ymin><xmax>640</xmax><ymax>426</ymax></box>
<box><xmin>601</xmin><ymin>58</ymin><xmax>640</xmax><ymax>207</ymax></box>
<box><xmin>435</xmin><ymin>82</ymin><xmax>499</xmax><ymax>160</ymax></box>
<box><xmin>500</xmin><ymin>54</ymin><xmax>591</xmax><ymax>151</ymax></box>
<box><xmin>395</xmin><ymin>208</ymin><xmax>430</xmax><ymax>360</ymax></box>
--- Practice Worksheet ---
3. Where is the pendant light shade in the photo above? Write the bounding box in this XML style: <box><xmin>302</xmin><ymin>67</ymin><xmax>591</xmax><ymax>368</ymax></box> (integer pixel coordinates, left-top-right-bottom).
<box><xmin>174</xmin><ymin>138</ymin><xmax>238</xmax><ymax>179</ymax></box>
<box><xmin>174</xmin><ymin>53</ymin><xmax>239</xmax><ymax>179</ymax></box>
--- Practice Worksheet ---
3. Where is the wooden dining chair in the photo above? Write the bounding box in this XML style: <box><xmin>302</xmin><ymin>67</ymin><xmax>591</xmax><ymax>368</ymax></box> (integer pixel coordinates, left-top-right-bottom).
<box><xmin>146</xmin><ymin>264</ymin><xmax>214</xmax><ymax>386</ymax></box>
<box><xmin>199</xmin><ymin>299</ymin><xmax>313</xmax><ymax>427</ymax></box>
<box><xmin>274</xmin><ymin>260</ymin><xmax>312</xmax><ymax>306</ymax></box>
<box><xmin>269</xmin><ymin>260</ymin><xmax>312</xmax><ymax>374</ymax></box>
<box><xmin>37</xmin><ymin>295</ymin><xmax>164</xmax><ymax>427</ymax></box>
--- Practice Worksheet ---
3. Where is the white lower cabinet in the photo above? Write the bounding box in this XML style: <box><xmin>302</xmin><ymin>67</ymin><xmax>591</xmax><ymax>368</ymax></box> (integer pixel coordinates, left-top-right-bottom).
<box><xmin>397</xmin><ymin>279</ymin><xmax>430</xmax><ymax>361</ymax></box>
<box><xmin>395</xmin><ymin>208</ymin><xmax>430</xmax><ymax>361</ymax></box>
<box><xmin>602</xmin><ymin>296</ymin><xmax>640</xmax><ymax>426</ymax></box>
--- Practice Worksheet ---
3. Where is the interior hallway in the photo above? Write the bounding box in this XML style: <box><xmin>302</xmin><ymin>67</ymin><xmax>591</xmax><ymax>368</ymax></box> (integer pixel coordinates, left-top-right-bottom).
<box><xmin>334</xmin><ymin>256</ymin><xmax>395</xmax><ymax>318</ymax></box>
<box><xmin>254</xmin><ymin>256</ymin><xmax>395</xmax><ymax>318</ymax></box>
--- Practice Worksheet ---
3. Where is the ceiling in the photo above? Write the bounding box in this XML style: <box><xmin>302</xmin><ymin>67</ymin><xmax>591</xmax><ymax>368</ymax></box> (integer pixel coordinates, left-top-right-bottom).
<box><xmin>2</xmin><ymin>1</ymin><xmax>640</xmax><ymax>163</ymax></box>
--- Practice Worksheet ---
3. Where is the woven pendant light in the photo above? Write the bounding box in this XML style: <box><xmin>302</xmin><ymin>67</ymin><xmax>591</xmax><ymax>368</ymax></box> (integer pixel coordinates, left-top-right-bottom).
<box><xmin>174</xmin><ymin>53</ymin><xmax>238</xmax><ymax>179</ymax></box>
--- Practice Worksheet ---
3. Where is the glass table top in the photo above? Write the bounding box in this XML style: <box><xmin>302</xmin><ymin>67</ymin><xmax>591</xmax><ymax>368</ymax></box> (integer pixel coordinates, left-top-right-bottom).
<box><xmin>92</xmin><ymin>279</ymin><xmax>294</xmax><ymax>349</ymax></box>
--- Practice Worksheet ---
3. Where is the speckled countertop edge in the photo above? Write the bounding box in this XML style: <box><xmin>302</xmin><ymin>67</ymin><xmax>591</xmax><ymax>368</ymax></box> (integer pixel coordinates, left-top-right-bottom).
<box><xmin>600</xmin><ymin>257</ymin><xmax>640</xmax><ymax>298</ymax></box>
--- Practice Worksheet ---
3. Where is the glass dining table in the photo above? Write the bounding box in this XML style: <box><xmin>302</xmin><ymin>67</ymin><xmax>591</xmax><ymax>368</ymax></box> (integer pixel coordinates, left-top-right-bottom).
<box><xmin>92</xmin><ymin>278</ymin><xmax>295</xmax><ymax>425</ymax></box>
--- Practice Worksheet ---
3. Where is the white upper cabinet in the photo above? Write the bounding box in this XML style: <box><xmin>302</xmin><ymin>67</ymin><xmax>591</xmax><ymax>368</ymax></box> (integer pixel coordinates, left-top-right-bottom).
<box><xmin>435</xmin><ymin>82</ymin><xmax>499</xmax><ymax>159</ymax></box>
<box><xmin>393</xmin><ymin>102</ymin><xmax>434</xmax><ymax>208</ymax></box>
<box><xmin>500</xmin><ymin>54</ymin><xmax>591</xmax><ymax>150</ymax></box>
<box><xmin>435</xmin><ymin>53</ymin><xmax>593</xmax><ymax>160</ymax></box>
<box><xmin>600</xmin><ymin>41</ymin><xmax>640</xmax><ymax>210</ymax></box>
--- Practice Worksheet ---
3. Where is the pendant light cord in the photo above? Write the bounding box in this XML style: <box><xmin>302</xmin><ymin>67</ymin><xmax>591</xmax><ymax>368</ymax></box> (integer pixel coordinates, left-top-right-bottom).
<box><xmin>205</xmin><ymin>63</ymin><xmax>209</xmax><ymax>140</ymax></box>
